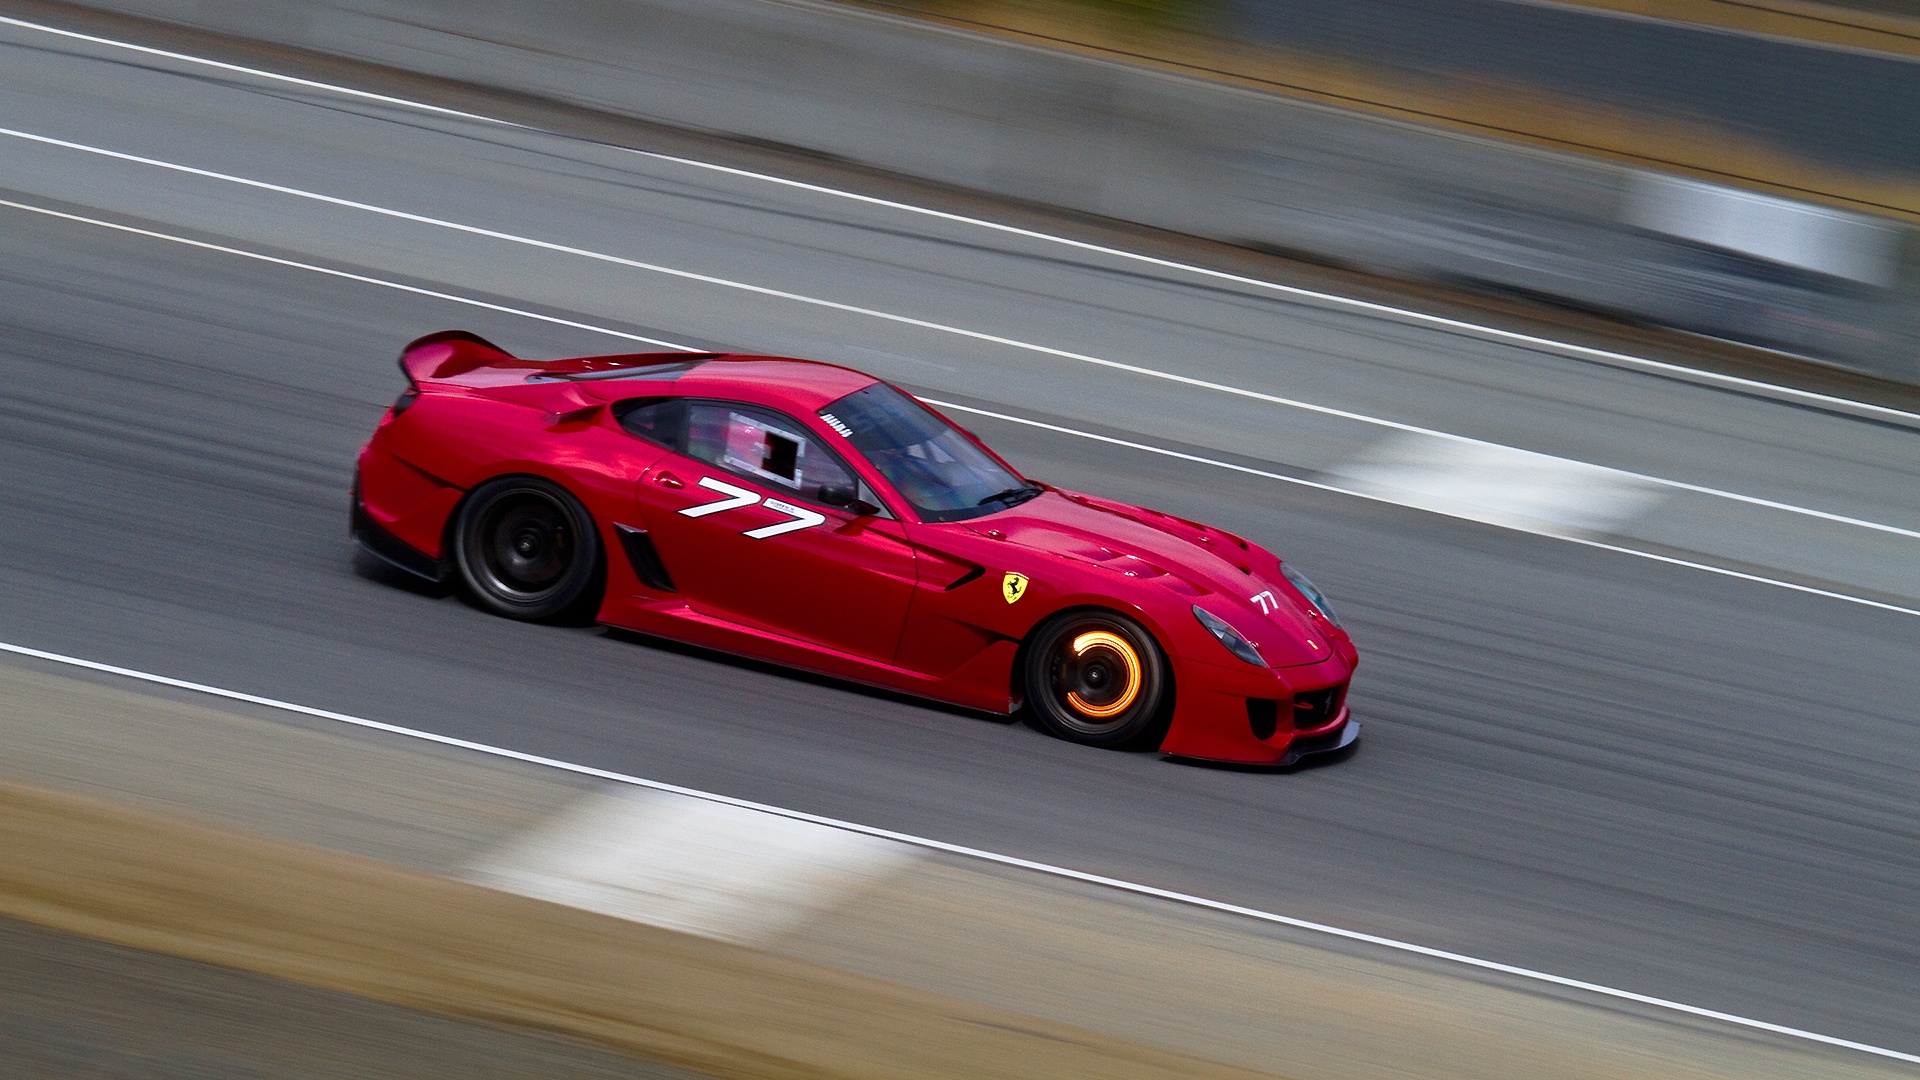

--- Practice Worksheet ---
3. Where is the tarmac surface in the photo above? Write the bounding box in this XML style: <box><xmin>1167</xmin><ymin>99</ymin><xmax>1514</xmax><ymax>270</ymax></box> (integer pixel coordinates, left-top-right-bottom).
<box><xmin>0</xmin><ymin>8</ymin><xmax>1916</xmax><ymax>1065</ymax></box>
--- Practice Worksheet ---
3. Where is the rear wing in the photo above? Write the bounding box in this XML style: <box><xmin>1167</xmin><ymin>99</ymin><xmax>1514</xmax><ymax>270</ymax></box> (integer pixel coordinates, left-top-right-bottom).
<box><xmin>398</xmin><ymin>331</ymin><xmax>716</xmax><ymax>390</ymax></box>
<box><xmin>398</xmin><ymin>331</ymin><xmax>525</xmax><ymax>388</ymax></box>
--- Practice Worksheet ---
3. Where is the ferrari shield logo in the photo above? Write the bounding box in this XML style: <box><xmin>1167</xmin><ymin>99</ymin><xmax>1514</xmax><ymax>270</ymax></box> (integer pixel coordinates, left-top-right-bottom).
<box><xmin>1002</xmin><ymin>572</ymin><xmax>1029</xmax><ymax>604</ymax></box>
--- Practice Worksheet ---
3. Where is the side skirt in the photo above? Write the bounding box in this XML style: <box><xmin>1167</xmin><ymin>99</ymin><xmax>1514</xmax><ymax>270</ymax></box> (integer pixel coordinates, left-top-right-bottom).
<box><xmin>601</xmin><ymin>598</ymin><xmax>1020</xmax><ymax>716</ymax></box>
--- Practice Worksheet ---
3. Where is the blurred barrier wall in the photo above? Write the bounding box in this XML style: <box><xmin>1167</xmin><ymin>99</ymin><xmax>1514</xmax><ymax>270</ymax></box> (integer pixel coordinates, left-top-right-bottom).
<box><xmin>56</xmin><ymin>0</ymin><xmax>1920</xmax><ymax>382</ymax></box>
<box><xmin>1216</xmin><ymin>0</ymin><xmax>1920</xmax><ymax>179</ymax></box>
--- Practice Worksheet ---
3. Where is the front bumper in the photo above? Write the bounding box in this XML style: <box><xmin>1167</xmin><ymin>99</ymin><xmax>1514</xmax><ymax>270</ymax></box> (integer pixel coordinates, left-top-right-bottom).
<box><xmin>1155</xmin><ymin>653</ymin><xmax>1359</xmax><ymax>765</ymax></box>
<box><xmin>1273</xmin><ymin>714</ymin><xmax>1359</xmax><ymax>766</ymax></box>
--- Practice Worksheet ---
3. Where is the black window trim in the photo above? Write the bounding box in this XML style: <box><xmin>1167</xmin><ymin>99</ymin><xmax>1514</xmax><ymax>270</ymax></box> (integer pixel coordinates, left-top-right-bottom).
<box><xmin>816</xmin><ymin>382</ymin><xmax>1031</xmax><ymax>524</ymax></box>
<box><xmin>623</xmin><ymin>395</ymin><xmax>896</xmax><ymax>518</ymax></box>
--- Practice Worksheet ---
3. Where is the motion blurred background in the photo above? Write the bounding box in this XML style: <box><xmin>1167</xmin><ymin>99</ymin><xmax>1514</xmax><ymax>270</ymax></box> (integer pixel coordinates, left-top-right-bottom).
<box><xmin>906</xmin><ymin>0</ymin><xmax>1920</xmax><ymax>376</ymax></box>
<box><xmin>2</xmin><ymin>0</ymin><xmax>1917</xmax><ymax>1077</ymax></box>
<box><xmin>66</xmin><ymin>0</ymin><xmax>1920</xmax><ymax>378</ymax></box>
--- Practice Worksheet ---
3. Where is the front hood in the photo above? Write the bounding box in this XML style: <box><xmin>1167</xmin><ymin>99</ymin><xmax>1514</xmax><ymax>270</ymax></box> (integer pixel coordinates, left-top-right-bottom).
<box><xmin>976</xmin><ymin>490</ymin><xmax>1332</xmax><ymax>666</ymax></box>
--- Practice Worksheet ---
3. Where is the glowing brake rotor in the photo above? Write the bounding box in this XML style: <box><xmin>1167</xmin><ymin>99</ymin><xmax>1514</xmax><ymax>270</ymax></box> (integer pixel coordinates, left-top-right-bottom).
<box><xmin>1065</xmin><ymin>630</ymin><xmax>1143</xmax><ymax>718</ymax></box>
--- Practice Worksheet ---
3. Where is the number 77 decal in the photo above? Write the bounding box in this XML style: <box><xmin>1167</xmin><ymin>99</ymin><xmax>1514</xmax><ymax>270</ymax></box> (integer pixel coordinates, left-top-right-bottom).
<box><xmin>678</xmin><ymin>476</ymin><xmax>759</xmax><ymax>517</ymax></box>
<box><xmin>747</xmin><ymin>498</ymin><xmax>825</xmax><ymax>539</ymax></box>
<box><xmin>678</xmin><ymin>475</ymin><xmax>826</xmax><ymax>539</ymax></box>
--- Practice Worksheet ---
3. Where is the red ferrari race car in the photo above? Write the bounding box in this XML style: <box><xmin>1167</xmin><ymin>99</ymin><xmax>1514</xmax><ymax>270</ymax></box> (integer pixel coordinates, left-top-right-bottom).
<box><xmin>352</xmin><ymin>332</ymin><xmax>1359</xmax><ymax>766</ymax></box>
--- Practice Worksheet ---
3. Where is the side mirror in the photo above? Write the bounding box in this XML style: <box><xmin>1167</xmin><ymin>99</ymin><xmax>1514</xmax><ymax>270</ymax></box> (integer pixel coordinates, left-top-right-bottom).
<box><xmin>818</xmin><ymin>483</ymin><xmax>882</xmax><ymax>517</ymax></box>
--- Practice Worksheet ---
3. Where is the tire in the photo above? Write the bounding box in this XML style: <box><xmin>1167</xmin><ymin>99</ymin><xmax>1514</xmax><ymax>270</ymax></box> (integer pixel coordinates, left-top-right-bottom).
<box><xmin>453</xmin><ymin>476</ymin><xmax>603</xmax><ymax>621</ymax></box>
<box><xmin>1023</xmin><ymin>609</ymin><xmax>1172</xmax><ymax>749</ymax></box>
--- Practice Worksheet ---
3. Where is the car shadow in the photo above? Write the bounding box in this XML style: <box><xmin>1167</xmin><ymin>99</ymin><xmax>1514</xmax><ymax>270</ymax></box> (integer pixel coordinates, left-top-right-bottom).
<box><xmin>350</xmin><ymin>546</ymin><xmax>451</xmax><ymax>598</ymax></box>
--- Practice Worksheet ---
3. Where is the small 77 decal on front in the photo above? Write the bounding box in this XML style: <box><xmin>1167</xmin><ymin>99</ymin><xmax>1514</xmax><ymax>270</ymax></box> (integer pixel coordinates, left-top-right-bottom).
<box><xmin>678</xmin><ymin>476</ymin><xmax>825</xmax><ymax>539</ymax></box>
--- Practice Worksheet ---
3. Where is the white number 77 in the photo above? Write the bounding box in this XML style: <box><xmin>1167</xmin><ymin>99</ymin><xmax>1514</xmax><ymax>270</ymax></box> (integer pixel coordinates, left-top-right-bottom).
<box><xmin>678</xmin><ymin>476</ymin><xmax>760</xmax><ymax>517</ymax></box>
<box><xmin>678</xmin><ymin>476</ymin><xmax>825</xmax><ymax>539</ymax></box>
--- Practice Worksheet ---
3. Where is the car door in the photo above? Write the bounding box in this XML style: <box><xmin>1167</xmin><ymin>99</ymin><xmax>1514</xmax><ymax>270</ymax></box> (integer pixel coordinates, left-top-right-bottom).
<box><xmin>634</xmin><ymin>399</ymin><xmax>918</xmax><ymax>662</ymax></box>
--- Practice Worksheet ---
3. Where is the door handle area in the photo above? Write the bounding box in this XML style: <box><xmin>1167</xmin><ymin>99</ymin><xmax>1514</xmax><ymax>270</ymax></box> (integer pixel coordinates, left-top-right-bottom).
<box><xmin>654</xmin><ymin>471</ymin><xmax>685</xmax><ymax>490</ymax></box>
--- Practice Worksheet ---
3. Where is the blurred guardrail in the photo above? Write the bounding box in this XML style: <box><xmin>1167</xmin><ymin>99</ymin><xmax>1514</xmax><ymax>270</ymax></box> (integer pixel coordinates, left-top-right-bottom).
<box><xmin>57</xmin><ymin>0</ymin><xmax>1920</xmax><ymax>383</ymax></box>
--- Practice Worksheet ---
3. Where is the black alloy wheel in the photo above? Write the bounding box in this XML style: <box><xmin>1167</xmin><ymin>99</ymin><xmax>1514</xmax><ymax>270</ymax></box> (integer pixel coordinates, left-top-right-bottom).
<box><xmin>1023</xmin><ymin>610</ymin><xmax>1171</xmax><ymax>748</ymax></box>
<box><xmin>454</xmin><ymin>476</ymin><xmax>603</xmax><ymax>621</ymax></box>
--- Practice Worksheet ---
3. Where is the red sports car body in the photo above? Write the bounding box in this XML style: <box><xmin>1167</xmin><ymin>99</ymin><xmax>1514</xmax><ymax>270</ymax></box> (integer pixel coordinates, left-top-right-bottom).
<box><xmin>353</xmin><ymin>332</ymin><xmax>1358</xmax><ymax>765</ymax></box>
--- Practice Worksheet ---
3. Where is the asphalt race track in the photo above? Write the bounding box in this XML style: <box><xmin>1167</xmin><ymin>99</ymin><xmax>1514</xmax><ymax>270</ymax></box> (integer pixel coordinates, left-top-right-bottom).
<box><xmin>1</xmin><ymin>13</ymin><xmax>1917</xmax><ymax>1062</ymax></box>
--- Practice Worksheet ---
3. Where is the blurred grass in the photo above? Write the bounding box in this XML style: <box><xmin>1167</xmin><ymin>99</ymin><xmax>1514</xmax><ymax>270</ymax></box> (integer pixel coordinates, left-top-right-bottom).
<box><xmin>1058</xmin><ymin>0</ymin><xmax>1208</xmax><ymax>30</ymax></box>
<box><xmin>0</xmin><ymin>776</ymin><xmax>1277</xmax><ymax>1080</ymax></box>
<box><xmin>924</xmin><ymin>0</ymin><xmax>1920</xmax><ymax>39</ymax></box>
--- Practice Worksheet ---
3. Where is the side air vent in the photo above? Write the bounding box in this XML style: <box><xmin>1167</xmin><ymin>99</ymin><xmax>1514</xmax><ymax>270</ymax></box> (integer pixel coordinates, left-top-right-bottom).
<box><xmin>615</xmin><ymin>524</ymin><xmax>677</xmax><ymax>592</ymax></box>
<box><xmin>943</xmin><ymin>564</ymin><xmax>986</xmax><ymax>591</ymax></box>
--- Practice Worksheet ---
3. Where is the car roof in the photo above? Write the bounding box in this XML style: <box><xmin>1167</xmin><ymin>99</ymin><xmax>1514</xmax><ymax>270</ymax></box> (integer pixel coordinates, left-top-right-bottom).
<box><xmin>638</xmin><ymin>355</ymin><xmax>879</xmax><ymax>413</ymax></box>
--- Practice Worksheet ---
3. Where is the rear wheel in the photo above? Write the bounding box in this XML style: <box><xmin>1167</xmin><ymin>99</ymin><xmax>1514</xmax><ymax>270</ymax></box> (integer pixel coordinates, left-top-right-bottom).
<box><xmin>1023</xmin><ymin>610</ymin><xmax>1171</xmax><ymax>748</ymax></box>
<box><xmin>453</xmin><ymin>476</ymin><xmax>602</xmax><ymax>621</ymax></box>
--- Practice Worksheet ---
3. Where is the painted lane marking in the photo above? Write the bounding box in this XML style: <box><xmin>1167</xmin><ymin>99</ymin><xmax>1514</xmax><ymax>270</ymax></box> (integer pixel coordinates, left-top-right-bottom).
<box><xmin>3</xmin><ymin>195</ymin><xmax>1913</xmax><ymax>619</ymax></box>
<box><xmin>467</xmin><ymin>788</ymin><xmax>915</xmax><ymax>944</ymax></box>
<box><xmin>0</xmin><ymin>14</ymin><xmax>508</xmax><ymax>126</ymax></box>
<box><xmin>4</xmin><ymin>125</ymin><xmax>1916</xmax><ymax>545</ymax></box>
<box><xmin>0</xmin><ymin>638</ymin><xmax>1913</xmax><ymax>1066</ymax></box>
<box><xmin>1333</xmin><ymin>434</ymin><xmax>1668</xmax><ymax>538</ymax></box>
<box><xmin>918</xmin><ymin>398</ymin><xmax>1920</xmax><ymax>621</ymax></box>
<box><xmin>3</xmin><ymin>11</ymin><xmax>1915</xmax><ymax>428</ymax></box>
<box><xmin>676</xmin><ymin>475</ymin><xmax>760</xmax><ymax>518</ymax></box>
<box><xmin>0</xmin><ymin>198</ymin><xmax>693</xmax><ymax>352</ymax></box>
<box><xmin>605</xmin><ymin>148</ymin><xmax>1920</xmax><ymax>427</ymax></box>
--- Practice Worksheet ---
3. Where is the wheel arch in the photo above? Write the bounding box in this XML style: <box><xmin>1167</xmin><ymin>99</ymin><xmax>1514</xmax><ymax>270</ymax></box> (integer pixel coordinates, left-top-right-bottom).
<box><xmin>448</xmin><ymin>470</ymin><xmax>609</xmax><ymax>622</ymax></box>
<box><xmin>440</xmin><ymin>463</ymin><xmax>595</xmax><ymax>554</ymax></box>
<box><xmin>1012</xmin><ymin>602</ymin><xmax>1179</xmax><ymax>735</ymax></box>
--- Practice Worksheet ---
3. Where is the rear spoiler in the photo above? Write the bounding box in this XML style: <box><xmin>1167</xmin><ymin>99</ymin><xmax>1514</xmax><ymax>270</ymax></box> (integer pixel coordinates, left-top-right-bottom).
<box><xmin>398</xmin><ymin>330</ymin><xmax>521</xmax><ymax>388</ymax></box>
<box><xmin>398</xmin><ymin>330</ymin><xmax>719</xmax><ymax>389</ymax></box>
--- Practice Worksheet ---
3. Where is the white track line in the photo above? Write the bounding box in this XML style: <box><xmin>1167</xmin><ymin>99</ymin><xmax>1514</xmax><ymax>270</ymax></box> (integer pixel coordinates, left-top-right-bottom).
<box><xmin>468</xmin><ymin>791</ymin><xmax>916</xmax><ymax>945</ymax></box>
<box><xmin>6</xmin><ymin>194</ymin><xmax>1915</xmax><ymax>619</ymax></box>
<box><xmin>0</xmin><ymin>13</ymin><xmax>507</xmax><ymax>126</ymax></box>
<box><xmin>0</xmin><ymin>198</ymin><xmax>691</xmax><ymax>351</ymax></box>
<box><xmin>613</xmin><ymin>146</ymin><xmax>1920</xmax><ymax>427</ymax></box>
<box><xmin>5</xmin><ymin>125</ymin><xmax>1918</xmax><ymax>544</ymax></box>
<box><xmin>0</xmin><ymin>638</ymin><xmax>1912</xmax><ymax>1066</ymax></box>
<box><xmin>4</xmin><ymin>11</ymin><xmax>1915</xmax><ymax>428</ymax></box>
<box><xmin>924</xmin><ymin>399</ymin><xmax>1920</xmax><ymax>619</ymax></box>
<box><xmin>5</xmin><ymin>16</ymin><xmax>1915</xmax><ymax>1058</ymax></box>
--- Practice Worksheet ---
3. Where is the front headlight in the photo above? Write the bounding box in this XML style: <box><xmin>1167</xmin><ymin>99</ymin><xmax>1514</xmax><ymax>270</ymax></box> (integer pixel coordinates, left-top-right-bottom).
<box><xmin>1281</xmin><ymin>563</ymin><xmax>1341</xmax><ymax>627</ymax></box>
<box><xmin>1193</xmin><ymin>605</ymin><xmax>1266</xmax><ymax>667</ymax></box>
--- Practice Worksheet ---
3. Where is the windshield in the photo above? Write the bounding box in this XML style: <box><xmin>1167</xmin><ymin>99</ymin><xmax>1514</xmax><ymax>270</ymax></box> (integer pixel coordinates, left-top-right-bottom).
<box><xmin>819</xmin><ymin>384</ymin><xmax>1034</xmax><ymax>521</ymax></box>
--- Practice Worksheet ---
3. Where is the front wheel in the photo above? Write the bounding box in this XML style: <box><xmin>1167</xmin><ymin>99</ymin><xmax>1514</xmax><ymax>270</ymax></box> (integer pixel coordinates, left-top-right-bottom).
<box><xmin>453</xmin><ymin>476</ymin><xmax>602</xmax><ymax>622</ymax></box>
<box><xmin>1023</xmin><ymin>610</ymin><xmax>1171</xmax><ymax>749</ymax></box>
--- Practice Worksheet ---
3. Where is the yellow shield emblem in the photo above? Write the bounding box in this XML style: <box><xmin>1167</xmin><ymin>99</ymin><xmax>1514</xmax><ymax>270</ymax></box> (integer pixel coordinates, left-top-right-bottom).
<box><xmin>1002</xmin><ymin>572</ymin><xmax>1029</xmax><ymax>604</ymax></box>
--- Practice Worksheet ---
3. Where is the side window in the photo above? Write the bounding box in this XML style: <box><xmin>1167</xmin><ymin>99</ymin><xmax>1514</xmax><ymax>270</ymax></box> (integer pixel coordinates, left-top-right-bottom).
<box><xmin>615</xmin><ymin>397</ymin><xmax>688</xmax><ymax>449</ymax></box>
<box><xmin>686</xmin><ymin>402</ymin><xmax>857</xmax><ymax>505</ymax></box>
